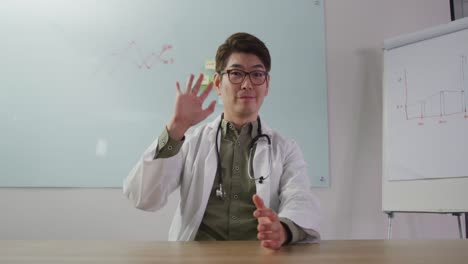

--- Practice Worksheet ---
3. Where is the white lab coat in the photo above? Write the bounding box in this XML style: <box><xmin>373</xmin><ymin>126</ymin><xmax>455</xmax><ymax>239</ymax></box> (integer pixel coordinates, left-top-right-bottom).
<box><xmin>123</xmin><ymin>115</ymin><xmax>320</xmax><ymax>242</ymax></box>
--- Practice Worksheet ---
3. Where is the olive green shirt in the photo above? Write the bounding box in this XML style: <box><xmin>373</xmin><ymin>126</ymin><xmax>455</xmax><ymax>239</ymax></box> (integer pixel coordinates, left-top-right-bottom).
<box><xmin>155</xmin><ymin>120</ymin><xmax>307</xmax><ymax>243</ymax></box>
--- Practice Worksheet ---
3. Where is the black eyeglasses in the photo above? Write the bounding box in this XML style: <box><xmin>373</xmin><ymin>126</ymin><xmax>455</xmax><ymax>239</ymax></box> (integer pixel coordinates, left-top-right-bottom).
<box><xmin>219</xmin><ymin>69</ymin><xmax>268</xmax><ymax>85</ymax></box>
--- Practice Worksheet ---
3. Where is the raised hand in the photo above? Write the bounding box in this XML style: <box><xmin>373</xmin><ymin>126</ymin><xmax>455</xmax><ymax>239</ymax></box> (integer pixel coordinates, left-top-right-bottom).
<box><xmin>167</xmin><ymin>74</ymin><xmax>216</xmax><ymax>140</ymax></box>
<box><xmin>252</xmin><ymin>194</ymin><xmax>288</xmax><ymax>250</ymax></box>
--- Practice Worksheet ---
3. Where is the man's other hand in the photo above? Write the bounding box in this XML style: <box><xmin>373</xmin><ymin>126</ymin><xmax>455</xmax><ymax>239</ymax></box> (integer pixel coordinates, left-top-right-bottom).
<box><xmin>252</xmin><ymin>194</ymin><xmax>287</xmax><ymax>250</ymax></box>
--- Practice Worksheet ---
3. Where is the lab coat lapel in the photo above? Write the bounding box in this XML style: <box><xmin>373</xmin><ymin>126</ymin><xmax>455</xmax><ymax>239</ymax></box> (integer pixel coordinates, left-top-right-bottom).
<box><xmin>187</xmin><ymin>117</ymin><xmax>221</xmax><ymax>240</ymax></box>
<box><xmin>201</xmin><ymin>116</ymin><xmax>221</xmax><ymax>209</ymax></box>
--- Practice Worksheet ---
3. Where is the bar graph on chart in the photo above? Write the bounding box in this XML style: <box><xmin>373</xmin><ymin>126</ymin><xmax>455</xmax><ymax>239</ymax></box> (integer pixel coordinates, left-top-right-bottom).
<box><xmin>393</xmin><ymin>55</ymin><xmax>468</xmax><ymax>125</ymax></box>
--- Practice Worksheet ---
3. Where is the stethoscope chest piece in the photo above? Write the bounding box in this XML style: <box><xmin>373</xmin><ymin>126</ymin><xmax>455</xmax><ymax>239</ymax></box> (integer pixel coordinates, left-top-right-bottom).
<box><xmin>216</xmin><ymin>184</ymin><xmax>226</xmax><ymax>200</ymax></box>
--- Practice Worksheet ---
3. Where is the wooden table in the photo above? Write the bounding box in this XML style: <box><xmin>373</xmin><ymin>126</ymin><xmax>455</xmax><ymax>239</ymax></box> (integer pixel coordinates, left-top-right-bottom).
<box><xmin>1</xmin><ymin>240</ymin><xmax>467</xmax><ymax>263</ymax></box>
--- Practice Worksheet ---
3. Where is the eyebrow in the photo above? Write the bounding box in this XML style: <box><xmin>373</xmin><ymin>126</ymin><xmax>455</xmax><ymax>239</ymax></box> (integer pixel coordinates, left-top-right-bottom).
<box><xmin>228</xmin><ymin>63</ymin><xmax>265</xmax><ymax>70</ymax></box>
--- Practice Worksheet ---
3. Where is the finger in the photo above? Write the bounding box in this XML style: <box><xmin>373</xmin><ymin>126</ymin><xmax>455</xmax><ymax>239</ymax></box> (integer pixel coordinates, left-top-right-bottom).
<box><xmin>175</xmin><ymin>81</ymin><xmax>182</xmax><ymax>94</ymax></box>
<box><xmin>185</xmin><ymin>74</ymin><xmax>194</xmax><ymax>93</ymax></box>
<box><xmin>257</xmin><ymin>222</ymin><xmax>281</xmax><ymax>232</ymax></box>
<box><xmin>258</xmin><ymin>231</ymin><xmax>280</xmax><ymax>241</ymax></box>
<box><xmin>201</xmin><ymin>100</ymin><xmax>216</xmax><ymax>119</ymax></box>
<box><xmin>191</xmin><ymin>73</ymin><xmax>204</xmax><ymax>95</ymax></box>
<box><xmin>201</xmin><ymin>101</ymin><xmax>216</xmax><ymax>120</ymax></box>
<box><xmin>199</xmin><ymin>82</ymin><xmax>213</xmax><ymax>102</ymax></box>
<box><xmin>261</xmin><ymin>240</ymin><xmax>281</xmax><ymax>250</ymax></box>
<box><xmin>253</xmin><ymin>208</ymin><xmax>279</xmax><ymax>222</ymax></box>
<box><xmin>252</xmin><ymin>194</ymin><xmax>265</xmax><ymax>209</ymax></box>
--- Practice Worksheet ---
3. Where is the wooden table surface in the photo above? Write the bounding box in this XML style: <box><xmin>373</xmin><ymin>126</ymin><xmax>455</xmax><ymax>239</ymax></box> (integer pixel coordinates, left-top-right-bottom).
<box><xmin>1</xmin><ymin>240</ymin><xmax>468</xmax><ymax>264</ymax></box>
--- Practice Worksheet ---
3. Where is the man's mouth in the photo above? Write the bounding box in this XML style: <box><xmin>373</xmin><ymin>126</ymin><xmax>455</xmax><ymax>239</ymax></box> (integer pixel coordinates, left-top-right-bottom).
<box><xmin>239</xmin><ymin>95</ymin><xmax>256</xmax><ymax>99</ymax></box>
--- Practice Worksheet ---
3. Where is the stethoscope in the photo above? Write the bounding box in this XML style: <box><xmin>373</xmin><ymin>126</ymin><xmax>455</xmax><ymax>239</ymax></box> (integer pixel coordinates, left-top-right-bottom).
<box><xmin>215</xmin><ymin>113</ymin><xmax>272</xmax><ymax>200</ymax></box>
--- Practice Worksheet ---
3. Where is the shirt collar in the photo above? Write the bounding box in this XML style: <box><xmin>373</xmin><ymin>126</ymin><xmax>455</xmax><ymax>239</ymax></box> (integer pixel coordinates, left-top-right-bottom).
<box><xmin>221</xmin><ymin>118</ymin><xmax>259</xmax><ymax>139</ymax></box>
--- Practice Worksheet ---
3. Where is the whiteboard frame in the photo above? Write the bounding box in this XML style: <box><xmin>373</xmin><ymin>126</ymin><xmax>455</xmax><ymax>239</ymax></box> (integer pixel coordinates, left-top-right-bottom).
<box><xmin>382</xmin><ymin>18</ymin><xmax>468</xmax><ymax>213</ymax></box>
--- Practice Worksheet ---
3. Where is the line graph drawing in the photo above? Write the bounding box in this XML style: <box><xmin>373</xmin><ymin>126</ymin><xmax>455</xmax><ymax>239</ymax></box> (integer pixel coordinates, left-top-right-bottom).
<box><xmin>395</xmin><ymin>55</ymin><xmax>468</xmax><ymax>123</ymax></box>
<box><xmin>94</xmin><ymin>41</ymin><xmax>174</xmax><ymax>76</ymax></box>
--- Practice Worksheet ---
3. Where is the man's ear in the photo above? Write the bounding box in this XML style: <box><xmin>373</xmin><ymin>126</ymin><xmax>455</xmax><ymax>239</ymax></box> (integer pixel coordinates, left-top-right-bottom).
<box><xmin>214</xmin><ymin>72</ymin><xmax>222</xmax><ymax>95</ymax></box>
<box><xmin>265</xmin><ymin>74</ymin><xmax>270</xmax><ymax>96</ymax></box>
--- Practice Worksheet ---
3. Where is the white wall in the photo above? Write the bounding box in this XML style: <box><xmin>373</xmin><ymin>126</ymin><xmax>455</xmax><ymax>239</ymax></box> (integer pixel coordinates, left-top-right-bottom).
<box><xmin>319</xmin><ymin>0</ymin><xmax>456</xmax><ymax>239</ymax></box>
<box><xmin>0</xmin><ymin>0</ymin><xmax>459</xmax><ymax>240</ymax></box>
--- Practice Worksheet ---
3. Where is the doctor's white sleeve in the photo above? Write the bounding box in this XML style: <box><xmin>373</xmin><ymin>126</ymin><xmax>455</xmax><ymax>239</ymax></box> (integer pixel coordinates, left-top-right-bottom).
<box><xmin>123</xmin><ymin>135</ymin><xmax>185</xmax><ymax>212</ymax></box>
<box><xmin>277</xmin><ymin>140</ymin><xmax>321</xmax><ymax>243</ymax></box>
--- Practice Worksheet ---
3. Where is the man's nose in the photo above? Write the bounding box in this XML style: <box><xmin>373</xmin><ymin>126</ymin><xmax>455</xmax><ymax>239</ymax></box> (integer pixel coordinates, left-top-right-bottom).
<box><xmin>241</xmin><ymin>75</ymin><xmax>253</xmax><ymax>90</ymax></box>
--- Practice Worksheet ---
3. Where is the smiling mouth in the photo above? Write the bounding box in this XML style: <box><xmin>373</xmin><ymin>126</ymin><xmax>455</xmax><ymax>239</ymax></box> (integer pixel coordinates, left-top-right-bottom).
<box><xmin>239</xmin><ymin>96</ymin><xmax>256</xmax><ymax>99</ymax></box>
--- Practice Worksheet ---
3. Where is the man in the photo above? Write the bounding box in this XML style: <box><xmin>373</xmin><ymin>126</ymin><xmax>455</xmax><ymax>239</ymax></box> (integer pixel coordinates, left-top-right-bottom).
<box><xmin>124</xmin><ymin>32</ymin><xmax>320</xmax><ymax>249</ymax></box>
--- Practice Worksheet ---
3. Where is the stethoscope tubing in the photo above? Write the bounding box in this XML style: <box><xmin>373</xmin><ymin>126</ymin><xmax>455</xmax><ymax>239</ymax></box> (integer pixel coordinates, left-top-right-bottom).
<box><xmin>215</xmin><ymin>114</ymin><xmax>272</xmax><ymax>199</ymax></box>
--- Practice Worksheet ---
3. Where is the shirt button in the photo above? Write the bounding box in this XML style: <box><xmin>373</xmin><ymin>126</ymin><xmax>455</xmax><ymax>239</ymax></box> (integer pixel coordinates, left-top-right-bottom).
<box><xmin>231</xmin><ymin>215</ymin><xmax>237</xmax><ymax>220</ymax></box>
<box><xmin>233</xmin><ymin>194</ymin><xmax>239</xmax><ymax>200</ymax></box>
<box><xmin>167</xmin><ymin>145</ymin><xmax>173</xmax><ymax>150</ymax></box>
<box><xmin>229</xmin><ymin>124</ymin><xmax>234</xmax><ymax>130</ymax></box>
<box><xmin>234</xmin><ymin>166</ymin><xmax>239</xmax><ymax>171</ymax></box>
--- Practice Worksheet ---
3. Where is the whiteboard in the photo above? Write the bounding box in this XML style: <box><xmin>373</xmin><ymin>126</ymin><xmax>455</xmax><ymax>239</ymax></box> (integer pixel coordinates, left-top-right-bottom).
<box><xmin>383</xmin><ymin>18</ymin><xmax>468</xmax><ymax>212</ymax></box>
<box><xmin>0</xmin><ymin>0</ymin><xmax>329</xmax><ymax>187</ymax></box>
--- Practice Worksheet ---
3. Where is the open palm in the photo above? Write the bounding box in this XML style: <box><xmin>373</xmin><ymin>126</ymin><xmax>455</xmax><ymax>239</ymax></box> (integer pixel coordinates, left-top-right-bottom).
<box><xmin>168</xmin><ymin>74</ymin><xmax>216</xmax><ymax>140</ymax></box>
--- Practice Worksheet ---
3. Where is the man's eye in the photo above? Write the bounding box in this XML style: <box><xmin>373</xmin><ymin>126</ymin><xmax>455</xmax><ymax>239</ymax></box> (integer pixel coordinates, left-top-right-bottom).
<box><xmin>252</xmin><ymin>71</ymin><xmax>265</xmax><ymax>78</ymax></box>
<box><xmin>230</xmin><ymin>71</ymin><xmax>244</xmax><ymax>77</ymax></box>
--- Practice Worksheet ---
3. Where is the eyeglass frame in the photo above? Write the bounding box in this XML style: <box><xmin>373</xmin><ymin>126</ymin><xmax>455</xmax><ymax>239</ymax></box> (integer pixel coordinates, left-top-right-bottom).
<box><xmin>218</xmin><ymin>69</ymin><xmax>269</xmax><ymax>85</ymax></box>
